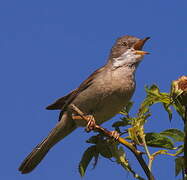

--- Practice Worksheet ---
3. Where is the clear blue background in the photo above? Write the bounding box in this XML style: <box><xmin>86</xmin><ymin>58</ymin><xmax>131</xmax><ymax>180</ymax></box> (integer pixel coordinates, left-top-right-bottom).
<box><xmin>1</xmin><ymin>0</ymin><xmax>186</xmax><ymax>179</ymax></box>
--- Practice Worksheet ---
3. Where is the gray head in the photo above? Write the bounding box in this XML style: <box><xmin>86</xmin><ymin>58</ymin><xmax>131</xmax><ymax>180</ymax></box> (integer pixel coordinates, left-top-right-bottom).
<box><xmin>108</xmin><ymin>35</ymin><xmax>150</xmax><ymax>67</ymax></box>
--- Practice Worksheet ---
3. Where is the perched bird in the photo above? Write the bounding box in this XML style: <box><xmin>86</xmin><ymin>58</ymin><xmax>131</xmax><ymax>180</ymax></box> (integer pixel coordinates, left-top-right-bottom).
<box><xmin>19</xmin><ymin>35</ymin><xmax>150</xmax><ymax>174</ymax></box>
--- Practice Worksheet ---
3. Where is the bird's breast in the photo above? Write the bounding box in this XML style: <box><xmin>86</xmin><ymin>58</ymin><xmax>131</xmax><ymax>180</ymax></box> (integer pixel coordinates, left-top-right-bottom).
<box><xmin>72</xmin><ymin>67</ymin><xmax>136</xmax><ymax>126</ymax></box>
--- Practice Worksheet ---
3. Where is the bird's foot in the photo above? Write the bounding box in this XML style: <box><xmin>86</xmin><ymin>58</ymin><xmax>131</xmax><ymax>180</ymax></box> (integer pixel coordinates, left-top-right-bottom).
<box><xmin>85</xmin><ymin>115</ymin><xmax>96</xmax><ymax>132</ymax></box>
<box><xmin>72</xmin><ymin>113</ymin><xmax>96</xmax><ymax>132</ymax></box>
<box><xmin>109</xmin><ymin>131</ymin><xmax>120</xmax><ymax>140</ymax></box>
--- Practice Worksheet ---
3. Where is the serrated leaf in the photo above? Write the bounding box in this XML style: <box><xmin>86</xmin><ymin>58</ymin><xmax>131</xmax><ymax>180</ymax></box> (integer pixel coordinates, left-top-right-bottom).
<box><xmin>79</xmin><ymin>146</ymin><xmax>97</xmax><ymax>177</ymax></box>
<box><xmin>160</xmin><ymin>129</ymin><xmax>184</xmax><ymax>142</ymax></box>
<box><xmin>175</xmin><ymin>156</ymin><xmax>184</xmax><ymax>176</ymax></box>
<box><xmin>146</xmin><ymin>84</ymin><xmax>160</xmax><ymax>95</ymax></box>
<box><xmin>145</xmin><ymin>133</ymin><xmax>174</xmax><ymax>149</ymax></box>
<box><xmin>139</xmin><ymin>85</ymin><xmax>171</xmax><ymax>116</ymax></box>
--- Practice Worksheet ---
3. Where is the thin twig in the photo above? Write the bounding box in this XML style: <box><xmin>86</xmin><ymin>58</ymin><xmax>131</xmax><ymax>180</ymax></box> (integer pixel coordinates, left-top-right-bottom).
<box><xmin>70</xmin><ymin>104</ymin><xmax>155</xmax><ymax>180</ymax></box>
<box><xmin>148</xmin><ymin>158</ymin><xmax>154</xmax><ymax>171</ymax></box>
<box><xmin>142</xmin><ymin>136</ymin><xmax>153</xmax><ymax>170</ymax></box>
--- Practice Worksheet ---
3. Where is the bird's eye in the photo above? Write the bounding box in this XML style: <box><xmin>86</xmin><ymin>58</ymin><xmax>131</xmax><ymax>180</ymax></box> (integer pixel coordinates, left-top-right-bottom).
<box><xmin>121</xmin><ymin>42</ymin><xmax>128</xmax><ymax>46</ymax></box>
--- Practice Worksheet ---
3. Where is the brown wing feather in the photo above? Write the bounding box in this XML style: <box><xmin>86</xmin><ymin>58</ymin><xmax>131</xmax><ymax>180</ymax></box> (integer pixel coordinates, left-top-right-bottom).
<box><xmin>46</xmin><ymin>66</ymin><xmax>105</xmax><ymax>111</ymax></box>
<box><xmin>46</xmin><ymin>90</ymin><xmax>77</xmax><ymax>110</ymax></box>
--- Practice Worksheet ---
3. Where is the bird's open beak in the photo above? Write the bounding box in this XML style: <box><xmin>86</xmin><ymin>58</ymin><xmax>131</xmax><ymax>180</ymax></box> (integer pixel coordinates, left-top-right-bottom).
<box><xmin>133</xmin><ymin>37</ymin><xmax>150</xmax><ymax>55</ymax></box>
<box><xmin>135</xmin><ymin>50</ymin><xmax>149</xmax><ymax>55</ymax></box>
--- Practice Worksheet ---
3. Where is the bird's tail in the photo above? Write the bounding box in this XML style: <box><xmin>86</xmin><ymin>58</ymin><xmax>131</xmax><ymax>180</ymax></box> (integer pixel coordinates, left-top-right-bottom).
<box><xmin>19</xmin><ymin>113</ymin><xmax>76</xmax><ymax>174</ymax></box>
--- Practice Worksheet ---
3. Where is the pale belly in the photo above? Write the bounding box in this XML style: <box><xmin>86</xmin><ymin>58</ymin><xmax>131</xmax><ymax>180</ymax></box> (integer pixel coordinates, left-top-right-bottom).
<box><xmin>70</xmin><ymin>68</ymin><xmax>135</xmax><ymax>126</ymax></box>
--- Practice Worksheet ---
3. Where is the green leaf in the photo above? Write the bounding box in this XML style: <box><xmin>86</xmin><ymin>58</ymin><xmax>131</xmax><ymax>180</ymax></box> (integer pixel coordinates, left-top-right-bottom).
<box><xmin>79</xmin><ymin>146</ymin><xmax>97</xmax><ymax>177</ymax></box>
<box><xmin>96</xmin><ymin>142</ymin><xmax>113</xmax><ymax>159</ymax></box>
<box><xmin>112</xmin><ymin>119</ymin><xmax>130</xmax><ymax>128</ymax></box>
<box><xmin>112</xmin><ymin>146</ymin><xmax>145</xmax><ymax>180</ymax></box>
<box><xmin>175</xmin><ymin>156</ymin><xmax>184</xmax><ymax>176</ymax></box>
<box><xmin>92</xmin><ymin>152</ymin><xmax>99</xmax><ymax>169</ymax></box>
<box><xmin>111</xmin><ymin>145</ymin><xmax>131</xmax><ymax>171</ymax></box>
<box><xmin>146</xmin><ymin>84</ymin><xmax>160</xmax><ymax>94</ymax></box>
<box><xmin>112</xmin><ymin>116</ymin><xmax>132</xmax><ymax>132</ymax></box>
<box><xmin>112</xmin><ymin>146</ymin><xmax>126</xmax><ymax>164</ymax></box>
<box><xmin>86</xmin><ymin>135</ymin><xmax>100</xmax><ymax>144</ymax></box>
<box><xmin>173</xmin><ymin>100</ymin><xmax>185</xmax><ymax>121</ymax></box>
<box><xmin>145</xmin><ymin>133</ymin><xmax>174</xmax><ymax>149</ymax></box>
<box><xmin>125</xmin><ymin>101</ymin><xmax>134</xmax><ymax>114</ymax></box>
<box><xmin>120</xmin><ymin>101</ymin><xmax>134</xmax><ymax>116</ymax></box>
<box><xmin>139</xmin><ymin>84</ymin><xmax>171</xmax><ymax>116</ymax></box>
<box><xmin>160</xmin><ymin>129</ymin><xmax>184</xmax><ymax>142</ymax></box>
<box><xmin>163</xmin><ymin>103</ymin><xmax>172</xmax><ymax>121</ymax></box>
<box><xmin>175</xmin><ymin>146</ymin><xmax>184</xmax><ymax>156</ymax></box>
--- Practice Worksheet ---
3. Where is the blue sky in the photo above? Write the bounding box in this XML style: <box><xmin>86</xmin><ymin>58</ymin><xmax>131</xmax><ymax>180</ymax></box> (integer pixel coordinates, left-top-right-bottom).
<box><xmin>1</xmin><ymin>0</ymin><xmax>187</xmax><ymax>179</ymax></box>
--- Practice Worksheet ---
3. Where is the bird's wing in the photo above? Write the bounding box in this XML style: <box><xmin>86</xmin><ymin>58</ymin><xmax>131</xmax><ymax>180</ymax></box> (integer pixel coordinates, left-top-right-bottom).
<box><xmin>46</xmin><ymin>90</ymin><xmax>77</xmax><ymax>110</ymax></box>
<box><xmin>46</xmin><ymin>66</ymin><xmax>105</xmax><ymax>111</ymax></box>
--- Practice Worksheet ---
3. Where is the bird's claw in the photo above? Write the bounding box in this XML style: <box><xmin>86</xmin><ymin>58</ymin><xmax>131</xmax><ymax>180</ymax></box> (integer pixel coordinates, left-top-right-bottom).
<box><xmin>110</xmin><ymin>131</ymin><xmax>120</xmax><ymax>140</ymax></box>
<box><xmin>85</xmin><ymin>115</ymin><xmax>96</xmax><ymax>132</ymax></box>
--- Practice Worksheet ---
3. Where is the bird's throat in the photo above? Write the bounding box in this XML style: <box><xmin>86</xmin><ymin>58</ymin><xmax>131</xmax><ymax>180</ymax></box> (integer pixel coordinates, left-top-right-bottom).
<box><xmin>111</xmin><ymin>49</ymin><xmax>142</xmax><ymax>70</ymax></box>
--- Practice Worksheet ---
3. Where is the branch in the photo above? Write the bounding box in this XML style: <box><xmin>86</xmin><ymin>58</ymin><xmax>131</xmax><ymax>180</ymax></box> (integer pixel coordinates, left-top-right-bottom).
<box><xmin>184</xmin><ymin>106</ymin><xmax>187</xmax><ymax>178</ymax></box>
<box><xmin>70</xmin><ymin>104</ymin><xmax>155</xmax><ymax>180</ymax></box>
<box><xmin>141</xmin><ymin>135</ymin><xmax>154</xmax><ymax>171</ymax></box>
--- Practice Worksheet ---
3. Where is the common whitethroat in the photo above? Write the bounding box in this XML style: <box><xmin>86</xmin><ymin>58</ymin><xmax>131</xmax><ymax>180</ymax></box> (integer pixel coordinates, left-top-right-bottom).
<box><xmin>19</xmin><ymin>35</ymin><xmax>150</xmax><ymax>174</ymax></box>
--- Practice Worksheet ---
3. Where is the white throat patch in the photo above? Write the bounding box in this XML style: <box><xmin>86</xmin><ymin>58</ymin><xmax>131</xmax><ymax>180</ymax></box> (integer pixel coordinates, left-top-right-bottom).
<box><xmin>112</xmin><ymin>49</ymin><xmax>142</xmax><ymax>68</ymax></box>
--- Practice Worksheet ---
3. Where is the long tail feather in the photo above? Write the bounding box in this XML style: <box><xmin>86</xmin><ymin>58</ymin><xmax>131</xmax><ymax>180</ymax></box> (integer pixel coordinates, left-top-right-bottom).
<box><xmin>19</xmin><ymin>113</ymin><xmax>76</xmax><ymax>174</ymax></box>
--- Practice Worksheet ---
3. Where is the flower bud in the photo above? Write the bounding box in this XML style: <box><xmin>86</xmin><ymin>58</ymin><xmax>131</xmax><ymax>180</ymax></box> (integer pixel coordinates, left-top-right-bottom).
<box><xmin>171</xmin><ymin>76</ymin><xmax>187</xmax><ymax>106</ymax></box>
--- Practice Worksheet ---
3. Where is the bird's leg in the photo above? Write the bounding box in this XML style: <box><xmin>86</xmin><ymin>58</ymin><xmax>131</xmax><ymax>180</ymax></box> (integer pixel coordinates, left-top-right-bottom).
<box><xmin>70</xmin><ymin>104</ymin><xmax>97</xmax><ymax>132</ymax></box>
<box><xmin>72</xmin><ymin>114</ymin><xmax>96</xmax><ymax>132</ymax></box>
<box><xmin>70</xmin><ymin>104</ymin><xmax>119</xmax><ymax>138</ymax></box>
<box><xmin>72</xmin><ymin>114</ymin><xmax>119</xmax><ymax>138</ymax></box>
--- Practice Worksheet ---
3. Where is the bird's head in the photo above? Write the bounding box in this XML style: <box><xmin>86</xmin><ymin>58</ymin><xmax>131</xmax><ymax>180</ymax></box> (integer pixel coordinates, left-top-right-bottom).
<box><xmin>108</xmin><ymin>35</ymin><xmax>150</xmax><ymax>68</ymax></box>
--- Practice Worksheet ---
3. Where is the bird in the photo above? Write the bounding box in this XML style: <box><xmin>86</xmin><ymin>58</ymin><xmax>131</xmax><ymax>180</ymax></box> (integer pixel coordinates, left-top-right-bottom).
<box><xmin>19</xmin><ymin>35</ymin><xmax>150</xmax><ymax>174</ymax></box>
